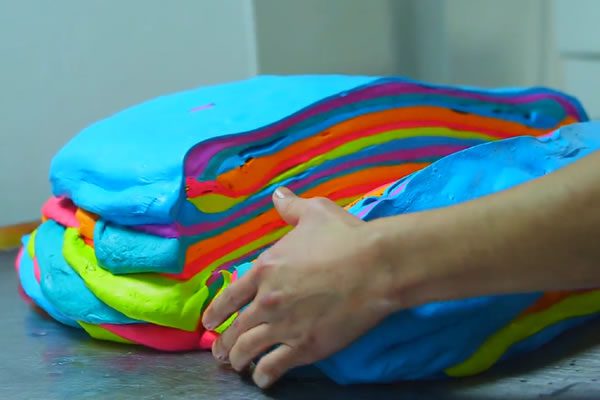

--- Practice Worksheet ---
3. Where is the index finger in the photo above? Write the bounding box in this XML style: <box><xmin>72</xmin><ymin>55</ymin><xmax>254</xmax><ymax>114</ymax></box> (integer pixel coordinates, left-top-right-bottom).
<box><xmin>202</xmin><ymin>269</ymin><xmax>258</xmax><ymax>331</ymax></box>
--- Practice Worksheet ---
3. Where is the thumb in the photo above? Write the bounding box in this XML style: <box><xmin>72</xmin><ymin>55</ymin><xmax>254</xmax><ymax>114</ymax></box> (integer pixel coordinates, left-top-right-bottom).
<box><xmin>272</xmin><ymin>187</ymin><xmax>307</xmax><ymax>226</ymax></box>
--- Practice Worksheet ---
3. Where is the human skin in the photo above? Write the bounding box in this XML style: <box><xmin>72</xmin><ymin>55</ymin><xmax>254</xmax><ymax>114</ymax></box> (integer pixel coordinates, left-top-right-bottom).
<box><xmin>202</xmin><ymin>150</ymin><xmax>600</xmax><ymax>389</ymax></box>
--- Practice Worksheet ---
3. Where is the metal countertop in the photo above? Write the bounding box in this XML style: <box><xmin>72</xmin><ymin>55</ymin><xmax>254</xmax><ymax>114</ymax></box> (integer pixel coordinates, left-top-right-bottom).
<box><xmin>1</xmin><ymin>250</ymin><xmax>598</xmax><ymax>399</ymax></box>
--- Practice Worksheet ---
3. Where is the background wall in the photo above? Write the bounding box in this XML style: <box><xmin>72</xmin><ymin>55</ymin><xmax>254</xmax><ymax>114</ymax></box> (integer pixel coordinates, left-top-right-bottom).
<box><xmin>411</xmin><ymin>0</ymin><xmax>600</xmax><ymax>115</ymax></box>
<box><xmin>1</xmin><ymin>0</ymin><xmax>598</xmax><ymax>226</ymax></box>
<box><xmin>553</xmin><ymin>0</ymin><xmax>600</xmax><ymax>120</ymax></box>
<box><xmin>253</xmin><ymin>0</ymin><xmax>416</xmax><ymax>76</ymax></box>
<box><xmin>411</xmin><ymin>0</ymin><xmax>563</xmax><ymax>87</ymax></box>
<box><xmin>0</xmin><ymin>0</ymin><xmax>257</xmax><ymax>225</ymax></box>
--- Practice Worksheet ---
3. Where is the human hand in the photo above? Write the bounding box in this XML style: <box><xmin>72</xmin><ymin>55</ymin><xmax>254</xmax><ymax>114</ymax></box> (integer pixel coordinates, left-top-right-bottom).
<box><xmin>202</xmin><ymin>187</ymin><xmax>394</xmax><ymax>389</ymax></box>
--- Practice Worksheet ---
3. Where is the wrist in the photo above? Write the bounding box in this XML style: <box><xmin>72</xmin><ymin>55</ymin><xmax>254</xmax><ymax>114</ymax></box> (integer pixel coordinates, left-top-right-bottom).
<box><xmin>363</xmin><ymin>213</ymin><xmax>438</xmax><ymax>312</ymax></box>
<box><xmin>366</xmin><ymin>208</ymin><xmax>475</xmax><ymax>312</ymax></box>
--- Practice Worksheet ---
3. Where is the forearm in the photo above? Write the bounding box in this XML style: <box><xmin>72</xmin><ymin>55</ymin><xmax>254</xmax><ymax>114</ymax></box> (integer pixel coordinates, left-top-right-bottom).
<box><xmin>371</xmin><ymin>150</ymin><xmax>600</xmax><ymax>309</ymax></box>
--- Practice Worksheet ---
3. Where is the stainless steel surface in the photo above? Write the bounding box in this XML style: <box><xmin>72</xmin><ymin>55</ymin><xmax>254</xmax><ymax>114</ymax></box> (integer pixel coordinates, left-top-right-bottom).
<box><xmin>0</xmin><ymin>249</ymin><xmax>599</xmax><ymax>399</ymax></box>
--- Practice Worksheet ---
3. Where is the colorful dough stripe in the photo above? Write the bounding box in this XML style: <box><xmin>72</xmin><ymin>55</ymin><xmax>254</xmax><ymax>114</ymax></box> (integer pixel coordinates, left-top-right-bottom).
<box><xmin>14</xmin><ymin>75</ymin><xmax>600</xmax><ymax>384</ymax></box>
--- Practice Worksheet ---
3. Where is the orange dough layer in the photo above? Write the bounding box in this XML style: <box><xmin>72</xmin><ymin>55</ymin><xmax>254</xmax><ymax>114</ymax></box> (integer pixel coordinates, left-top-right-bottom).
<box><xmin>189</xmin><ymin>107</ymin><xmax>577</xmax><ymax>198</ymax></box>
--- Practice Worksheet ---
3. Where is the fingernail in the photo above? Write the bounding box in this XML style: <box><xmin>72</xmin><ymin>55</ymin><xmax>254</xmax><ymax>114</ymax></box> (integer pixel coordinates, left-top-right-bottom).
<box><xmin>203</xmin><ymin>318</ymin><xmax>215</xmax><ymax>331</ymax></box>
<box><xmin>254</xmin><ymin>371</ymin><xmax>272</xmax><ymax>389</ymax></box>
<box><xmin>204</xmin><ymin>322</ymin><xmax>215</xmax><ymax>331</ymax></box>
<box><xmin>274</xmin><ymin>187</ymin><xmax>286</xmax><ymax>199</ymax></box>
<box><xmin>212</xmin><ymin>342</ymin><xmax>227</xmax><ymax>362</ymax></box>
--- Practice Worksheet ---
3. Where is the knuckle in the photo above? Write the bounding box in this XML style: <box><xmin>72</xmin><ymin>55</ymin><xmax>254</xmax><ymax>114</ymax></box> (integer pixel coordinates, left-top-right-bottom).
<box><xmin>228</xmin><ymin>315</ymin><xmax>240</xmax><ymax>333</ymax></box>
<box><xmin>296</xmin><ymin>332</ymin><xmax>321</xmax><ymax>356</ymax></box>
<box><xmin>291</xmin><ymin>349</ymin><xmax>311</xmax><ymax>365</ymax></box>
<box><xmin>255</xmin><ymin>250</ymin><xmax>271</xmax><ymax>264</ymax></box>
<box><xmin>254</xmin><ymin>260</ymin><xmax>273</xmax><ymax>278</ymax></box>
<box><xmin>278</xmin><ymin>198</ymin><xmax>294</xmax><ymax>217</ymax></box>
<box><xmin>223</xmin><ymin>294</ymin><xmax>238</xmax><ymax>310</ymax></box>
<box><xmin>219</xmin><ymin>287</ymin><xmax>234</xmax><ymax>303</ymax></box>
<box><xmin>257</xmin><ymin>290</ymin><xmax>285</xmax><ymax>310</ymax></box>
<box><xmin>314</xmin><ymin>196</ymin><xmax>331</xmax><ymax>205</ymax></box>
<box><xmin>295</xmin><ymin>338</ymin><xmax>311</xmax><ymax>354</ymax></box>
<box><xmin>221</xmin><ymin>316</ymin><xmax>243</xmax><ymax>344</ymax></box>
<box><xmin>254</xmin><ymin>255</ymin><xmax>279</xmax><ymax>280</ymax></box>
<box><xmin>223</xmin><ymin>284</ymin><xmax>244</xmax><ymax>306</ymax></box>
<box><xmin>305</xmin><ymin>332</ymin><xmax>319</xmax><ymax>346</ymax></box>
<box><xmin>308</xmin><ymin>197</ymin><xmax>332</xmax><ymax>212</ymax></box>
<box><xmin>231</xmin><ymin>309</ymin><xmax>251</xmax><ymax>333</ymax></box>
<box><xmin>236</xmin><ymin>334</ymin><xmax>253</xmax><ymax>354</ymax></box>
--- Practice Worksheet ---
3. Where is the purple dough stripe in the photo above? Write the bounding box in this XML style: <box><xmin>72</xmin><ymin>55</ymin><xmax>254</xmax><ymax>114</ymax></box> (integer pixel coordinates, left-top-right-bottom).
<box><xmin>184</xmin><ymin>82</ymin><xmax>580</xmax><ymax>177</ymax></box>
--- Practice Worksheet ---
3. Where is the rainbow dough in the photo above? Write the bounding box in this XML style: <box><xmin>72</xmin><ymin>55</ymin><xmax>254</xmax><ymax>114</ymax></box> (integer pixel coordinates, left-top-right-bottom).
<box><xmin>47</xmin><ymin>75</ymin><xmax>586</xmax><ymax>282</ymax></box>
<box><xmin>15</xmin><ymin>75</ymin><xmax>599</xmax><ymax>383</ymax></box>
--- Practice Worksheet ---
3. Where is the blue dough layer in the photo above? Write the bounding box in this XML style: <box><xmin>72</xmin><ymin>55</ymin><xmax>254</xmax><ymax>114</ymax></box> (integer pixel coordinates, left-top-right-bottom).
<box><xmin>18</xmin><ymin>235</ymin><xmax>79</xmax><ymax>328</ymax></box>
<box><xmin>94</xmin><ymin>220</ymin><xmax>185</xmax><ymax>274</ymax></box>
<box><xmin>50</xmin><ymin>75</ymin><xmax>586</xmax><ymax>226</ymax></box>
<box><xmin>359</xmin><ymin>122</ymin><xmax>600</xmax><ymax>221</ymax></box>
<box><xmin>50</xmin><ymin>75</ymin><xmax>375</xmax><ymax>225</ymax></box>
<box><xmin>34</xmin><ymin>220</ymin><xmax>139</xmax><ymax>324</ymax></box>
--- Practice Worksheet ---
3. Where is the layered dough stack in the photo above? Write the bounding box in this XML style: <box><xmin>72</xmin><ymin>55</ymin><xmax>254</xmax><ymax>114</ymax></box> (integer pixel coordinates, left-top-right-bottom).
<box><xmin>15</xmin><ymin>75</ymin><xmax>599</xmax><ymax>383</ymax></box>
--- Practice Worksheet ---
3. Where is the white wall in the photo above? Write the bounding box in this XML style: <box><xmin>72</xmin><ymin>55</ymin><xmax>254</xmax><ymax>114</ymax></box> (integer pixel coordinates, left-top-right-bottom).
<box><xmin>553</xmin><ymin>0</ymin><xmax>600</xmax><ymax>118</ymax></box>
<box><xmin>0</xmin><ymin>0</ymin><xmax>257</xmax><ymax>225</ymax></box>
<box><xmin>445</xmin><ymin>0</ymin><xmax>550</xmax><ymax>87</ymax></box>
<box><xmin>411</xmin><ymin>0</ymin><xmax>600</xmax><ymax>117</ymax></box>
<box><xmin>2</xmin><ymin>0</ymin><xmax>596</xmax><ymax>225</ymax></box>
<box><xmin>412</xmin><ymin>0</ymin><xmax>562</xmax><ymax>88</ymax></box>
<box><xmin>253</xmin><ymin>0</ymin><xmax>416</xmax><ymax>76</ymax></box>
<box><xmin>0</xmin><ymin>0</ymin><xmax>416</xmax><ymax>226</ymax></box>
